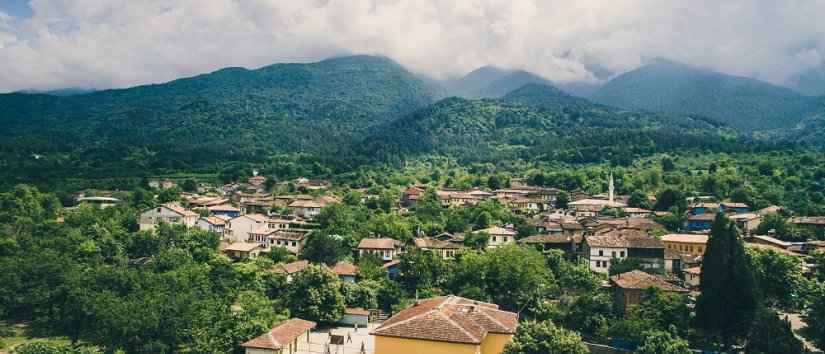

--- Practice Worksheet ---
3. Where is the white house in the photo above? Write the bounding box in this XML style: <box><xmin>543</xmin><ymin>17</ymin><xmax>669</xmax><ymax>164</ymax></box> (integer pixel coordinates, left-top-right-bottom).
<box><xmin>357</xmin><ymin>238</ymin><xmax>404</xmax><ymax>261</ymax></box>
<box><xmin>288</xmin><ymin>199</ymin><xmax>324</xmax><ymax>219</ymax></box>
<box><xmin>139</xmin><ymin>203</ymin><xmax>199</xmax><ymax>231</ymax></box>
<box><xmin>267</xmin><ymin>230</ymin><xmax>309</xmax><ymax>254</ymax></box>
<box><xmin>584</xmin><ymin>233</ymin><xmax>665</xmax><ymax>274</ymax></box>
<box><xmin>196</xmin><ymin>216</ymin><xmax>229</xmax><ymax>237</ymax></box>
<box><xmin>475</xmin><ymin>226</ymin><xmax>517</xmax><ymax>249</ymax></box>
<box><xmin>227</xmin><ymin>214</ymin><xmax>268</xmax><ymax>242</ymax></box>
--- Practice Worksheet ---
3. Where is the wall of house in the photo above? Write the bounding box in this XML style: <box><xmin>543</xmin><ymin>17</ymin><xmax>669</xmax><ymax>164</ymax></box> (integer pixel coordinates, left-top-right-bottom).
<box><xmin>139</xmin><ymin>206</ymin><xmax>193</xmax><ymax>231</ymax></box>
<box><xmin>375</xmin><ymin>336</ymin><xmax>479</xmax><ymax>354</ymax></box>
<box><xmin>245</xmin><ymin>348</ymin><xmax>278</xmax><ymax>354</ymax></box>
<box><xmin>340</xmin><ymin>314</ymin><xmax>369</xmax><ymax>326</ymax></box>
<box><xmin>228</xmin><ymin>217</ymin><xmax>263</xmax><ymax>242</ymax></box>
<box><xmin>480</xmin><ymin>333</ymin><xmax>513</xmax><ymax>354</ymax></box>
<box><xmin>663</xmin><ymin>241</ymin><xmax>705</xmax><ymax>256</ymax></box>
<box><xmin>587</xmin><ymin>246</ymin><xmax>627</xmax><ymax>273</ymax></box>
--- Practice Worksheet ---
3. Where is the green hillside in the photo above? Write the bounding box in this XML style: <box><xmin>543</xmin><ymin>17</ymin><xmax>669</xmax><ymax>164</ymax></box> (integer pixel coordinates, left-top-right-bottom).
<box><xmin>0</xmin><ymin>55</ymin><xmax>439</xmax><ymax>181</ymax></box>
<box><xmin>592</xmin><ymin>59</ymin><xmax>817</xmax><ymax>131</ymax></box>
<box><xmin>360</xmin><ymin>85</ymin><xmax>767</xmax><ymax>165</ymax></box>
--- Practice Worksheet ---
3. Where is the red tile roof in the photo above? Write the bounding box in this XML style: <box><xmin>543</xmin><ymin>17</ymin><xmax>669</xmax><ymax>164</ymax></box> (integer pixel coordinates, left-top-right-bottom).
<box><xmin>345</xmin><ymin>307</ymin><xmax>371</xmax><ymax>316</ymax></box>
<box><xmin>242</xmin><ymin>318</ymin><xmax>317</xmax><ymax>349</ymax></box>
<box><xmin>414</xmin><ymin>237</ymin><xmax>462</xmax><ymax>249</ymax></box>
<box><xmin>269</xmin><ymin>260</ymin><xmax>311</xmax><ymax>275</ymax></box>
<box><xmin>331</xmin><ymin>261</ymin><xmax>359</xmax><ymax>276</ymax></box>
<box><xmin>610</xmin><ymin>270</ymin><xmax>688</xmax><ymax>292</ymax></box>
<box><xmin>358</xmin><ymin>238</ymin><xmax>402</xmax><ymax>250</ymax></box>
<box><xmin>372</xmin><ymin>296</ymin><xmax>518</xmax><ymax>344</ymax></box>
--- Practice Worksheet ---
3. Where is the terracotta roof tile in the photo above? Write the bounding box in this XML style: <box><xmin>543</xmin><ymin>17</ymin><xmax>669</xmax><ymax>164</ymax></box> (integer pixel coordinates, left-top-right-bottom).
<box><xmin>242</xmin><ymin>318</ymin><xmax>316</xmax><ymax>349</ymax></box>
<box><xmin>610</xmin><ymin>270</ymin><xmax>688</xmax><ymax>293</ymax></box>
<box><xmin>331</xmin><ymin>261</ymin><xmax>359</xmax><ymax>276</ymax></box>
<box><xmin>372</xmin><ymin>296</ymin><xmax>517</xmax><ymax>344</ymax></box>
<box><xmin>358</xmin><ymin>238</ymin><xmax>402</xmax><ymax>250</ymax></box>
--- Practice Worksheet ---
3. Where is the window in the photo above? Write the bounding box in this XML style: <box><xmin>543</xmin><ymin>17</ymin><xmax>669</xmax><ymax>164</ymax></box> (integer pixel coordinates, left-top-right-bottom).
<box><xmin>620</xmin><ymin>251</ymin><xmax>625</xmax><ymax>258</ymax></box>
<box><xmin>612</xmin><ymin>251</ymin><xmax>616</xmax><ymax>258</ymax></box>
<box><xmin>595</xmin><ymin>261</ymin><xmax>601</xmax><ymax>267</ymax></box>
<box><xmin>291</xmin><ymin>241</ymin><xmax>296</xmax><ymax>247</ymax></box>
<box><xmin>492</xmin><ymin>236</ymin><xmax>497</xmax><ymax>242</ymax></box>
<box><xmin>598</xmin><ymin>250</ymin><xmax>604</xmax><ymax>256</ymax></box>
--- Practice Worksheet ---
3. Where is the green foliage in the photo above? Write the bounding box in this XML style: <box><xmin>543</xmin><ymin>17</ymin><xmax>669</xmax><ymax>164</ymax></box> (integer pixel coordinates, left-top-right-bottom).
<box><xmin>502</xmin><ymin>320</ymin><xmax>588</xmax><ymax>354</ymax></box>
<box><xmin>744</xmin><ymin>308</ymin><xmax>804</xmax><ymax>354</ymax></box>
<box><xmin>398</xmin><ymin>250</ymin><xmax>448</xmax><ymax>292</ymax></box>
<box><xmin>634</xmin><ymin>330</ymin><xmax>691</xmax><ymax>354</ymax></box>
<box><xmin>591</xmin><ymin>58</ymin><xmax>818</xmax><ymax>131</ymax></box>
<box><xmin>695</xmin><ymin>214</ymin><xmax>760</xmax><ymax>347</ymax></box>
<box><xmin>747</xmin><ymin>248</ymin><xmax>806</xmax><ymax>309</ymax></box>
<box><xmin>300</xmin><ymin>233</ymin><xmax>350</xmax><ymax>266</ymax></box>
<box><xmin>807</xmin><ymin>282</ymin><xmax>825</xmax><ymax>350</ymax></box>
<box><xmin>341</xmin><ymin>280</ymin><xmax>379</xmax><ymax>309</ymax></box>
<box><xmin>653</xmin><ymin>188</ymin><xmax>687</xmax><ymax>212</ymax></box>
<box><xmin>610</xmin><ymin>288</ymin><xmax>691</xmax><ymax>341</ymax></box>
<box><xmin>283</xmin><ymin>265</ymin><xmax>345</xmax><ymax>323</ymax></box>
<box><xmin>12</xmin><ymin>343</ymin><xmax>101</xmax><ymax>354</ymax></box>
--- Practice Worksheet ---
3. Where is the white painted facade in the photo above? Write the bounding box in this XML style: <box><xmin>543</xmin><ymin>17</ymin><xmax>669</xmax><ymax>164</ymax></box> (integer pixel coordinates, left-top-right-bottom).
<box><xmin>587</xmin><ymin>246</ymin><xmax>628</xmax><ymax>274</ymax></box>
<box><xmin>227</xmin><ymin>215</ymin><xmax>267</xmax><ymax>242</ymax></box>
<box><xmin>138</xmin><ymin>205</ymin><xmax>198</xmax><ymax>231</ymax></box>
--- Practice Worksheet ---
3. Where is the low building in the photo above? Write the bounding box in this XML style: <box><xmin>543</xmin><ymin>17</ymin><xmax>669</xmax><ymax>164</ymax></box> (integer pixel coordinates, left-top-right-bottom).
<box><xmin>610</xmin><ymin>270</ymin><xmax>689</xmax><ymax>313</ymax></box>
<box><xmin>401</xmin><ymin>186</ymin><xmax>426</xmax><ymax>207</ymax></box>
<box><xmin>76</xmin><ymin>196</ymin><xmax>120</xmax><ymax>209</ymax></box>
<box><xmin>288</xmin><ymin>199</ymin><xmax>324</xmax><ymax>219</ymax></box>
<box><xmin>661</xmin><ymin>234</ymin><xmax>709</xmax><ymax>256</ymax></box>
<box><xmin>268</xmin><ymin>260</ymin><xmax>311</xmax><ymax>282</ymax></box>
<box><xmin>683</xmin><ymin>266</ymin><xmax>701</xmax><ymax>288</ymax></box>
<box><xmin>622</xmin><ymin>207</ymin><xmax>653</xmax><ymax>218</ymax></box>
<box><xmin>224</xmin><ymin>242</ymin><xmax>264</xmax><ymax>260</ymax></box>
<box><xmin>241</xmin><ymin>318</ymin><xmax>316</xmax><ymax>354</ymax></box>
<box><xmin>413</xmin><ymin>237</ymin><xmax>462</xmax><ymax>260</ymax></box>
<box><xmin>686</xmin><ymin>213</ymin><xmax>716</xmax><ymax>232</ymax></box>
<box><xmin>568</xmin><ymin>199</ymin><xmax>627</xmax><ymax>218</ymax></box>
<box><xmin>268</xmin><ymin>230</ymin><xmax>309</xmax><ymax>254</ymax></box>
<box><xmin>197</xmin><ymin>216</ymin><xmax>229</xmax><ymax>237</ymax></box>
<box><xmin>372</xmin><ymin>295</ymin><xmax>518</xmax><ymax>354</ymax></box>
<box><xmin>728</xmin><ymin>212</ymin><xmax>762</xmax><ymax>235</ymax></box>
<box><xmin>584</xmin><ymin>231</ymin><xmax>665</xmax><ymax>274</ymax></box>
<box><xmin>689</xmin><ymin>202</ymin><xmax>719</xmax><ymax>215</ymax></box>
<box><xmin>358</xmin><ymin>238</ymin><xmax>404</xmax><ymax>261</ymax></box>
<box><xmin>248</xmin><ymin>175</ymin><xmax>267</xmax><ymax>187</ymax></box>
<box><xmin>475</xmin><ymin>226</ymin><xmax>517</xmax><ymax>249</ymax></box>
<box><xmin>330</xmin><ymin>261</ymin><xmax>359</xmax><ymax>283</ymax></box>
<box><xmin>340</xmin><ymin>308</ymin><xmax>370</xmax><ymax>327</ymax></box>
<box><xmin>720</xmin><ymin>202</ymin><xmax>750</xmax><ymax>214</ymax></box>
<box><xmin>207</xmin><ymin>204</ymin><xmax>241</xmax><ymax>218</ymax></box>
<box><xmin>139</xmin><ymin>203</ymin><xmax>199</xmax><ymax>231</ymax></box>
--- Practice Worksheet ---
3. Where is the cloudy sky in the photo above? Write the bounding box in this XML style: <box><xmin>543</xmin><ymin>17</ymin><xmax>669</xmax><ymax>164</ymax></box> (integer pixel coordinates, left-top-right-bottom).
<box><xmin>1</xmin><ymin>0</ymin><xmax>824</xmax><ymax>92</ymax></box>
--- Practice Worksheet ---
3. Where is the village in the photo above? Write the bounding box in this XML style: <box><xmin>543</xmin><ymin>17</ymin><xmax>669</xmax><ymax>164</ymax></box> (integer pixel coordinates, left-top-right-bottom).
<box><xmin>66</xmin><ymin>172</ymin><xmax>825</xmax><ymax>354</ymax></box>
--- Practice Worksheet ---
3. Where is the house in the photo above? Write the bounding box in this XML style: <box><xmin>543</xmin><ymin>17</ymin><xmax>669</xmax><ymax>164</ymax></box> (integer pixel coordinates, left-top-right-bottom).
<box><xmin>720</xmin><ymin>202</ymin><xmax>750</xmax><ymax>214</ymax></box>
<box><xmin>401</xmin><ymin>186</ymin><xmax>426</xmax><ymax>207</ymax></box>
<box><xmin>207</xmin><ymin>204</ymin><xmax>241</xmax><ymax>218</ymax></box>
<box><xmin>475</xmin><ymin>226</ymin><xmax>517</xmax><ymax>249</ymax></box>
<box><xmin>413</xmin><ymin>237</ymin><xmax>462</xmax><ymax>260</ymax></box>
<box><xmin>139</xmin><ymin>203</ymin><xmax>199</xmax><ymax>231</ymax></box>
<box><xmin>149</xmin><ymin>178</ymin><xmax>176</xmax><ymax>190</ymax></box>
<box><xmin>288</xmin><ymin>199</ymin><xmax>324</xmax><ymax>219</ymax></box>
<box><xmin>437</xmin><ymin>190</ymin><xmax>478</xmax><ymax>207</ymax></box>
<box><xmin>609</xmin><ymin>270</ymin><xmax>689</xmax><ymax>313</ymax></box>
<box><xmin>664</xmin><ymin>249</ymin><xmax>682</xmax><ymax>273</ymax></box>
<box><xmin>584</xmin><ymin>231</ymin><xmax>665</xmax><ymax>274</ymax></box>
<box><xmin>248</xmin><ymin>175</ymin><xmax>267</xmax><ymax>187</ymax></box>
<box><xmin>468</xmin><ymin>189</ymin><xmax>495</xmax><ymax>200</ymax></box>
<box><xmin>382</xmin><ymin>260</ymin><xmax>400</xmax><ymax>279</ymax></box>
<box><xmin>358</xmin><ymin>238</ymin><xmax>404</xmax><ymax>261</ymax></box>
<box><xmin>241</xmin><ymin>318</ymin><xmax>316</xmax><ymax>354</ymax></box>
<box><xmin>267</xmin><ymin>230</ymin><xmax>309</xmax><ymax>254</ymax></box>
<box><xmin>224</xmin><ymin>242</ymin><xmax>264</xmax><ymax>260</ymax></box>
<box><xmin>197</xmin><ymin>216</ymin><xmax>229</xmax><ymax>237</ymax></box>
<box><xmin>340</xmin><ymin>308</ymin><xmax>371</xmax><ymax>327</ymax></box>
<box><xmin>622</xmin><ymin>207</ymin><xmax>653</xmax><ymax>218</ymax></box>
<box><xmin>330</xmin><ymin>261</ymin><xmax>359</xmax><ymax>283</ymax></box>
<box><xmin>689</xmin><ymin>202</ymin><xmax>719</xmax><ymax>215</ymax></box>
<box><xmin>686</xmin><ymin>213</ymin><xmax>716</xmax><ymax>232</ymax></box>
<box><xmin>518</xmin><ymin>234</ymin><xmax>582</xmax><ymax>257</ymax></box>
<box><xmin>790</xmin><ymin>216</ymin><xmax>825</xmax><ymax>232</ymax></box>
<box><xmin>683</xmin><ymin>267</ymin><xmax>701</xmax><ymax>288</ymax></box>
<box><xmin>372</xmin><ymin>295</ymin><xmax>518</xmax><ymax>354</ymax></box>
<box><xmin>227</xmin><ymin>214</ymin><xmax>269</xmax><ymax>242</ymax></box>
<box><xmin>660</xmin><ymin>234</ymin><xmax>709</xmax><ymax>256</ymax></box>
<box><xmin>728</xmin><ymin>213</ymin><xmax>762</xmax><ymax>235</ymax></box>
<box><xmin>269</xmin><ymin>260</ymin><xmax>311</xmax><ymax>282</ymax></box>
<box><xmin>748</xmin><ymin>235</ymin><xmax>795</xmax><ymax>250</ymax></box>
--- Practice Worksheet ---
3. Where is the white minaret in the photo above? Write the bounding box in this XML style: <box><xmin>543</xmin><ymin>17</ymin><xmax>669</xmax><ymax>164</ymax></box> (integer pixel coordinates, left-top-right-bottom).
<box><xmin>608</xmin><ymin>172</ymin><xmax>615</xmax><ymax>205</ymax></box>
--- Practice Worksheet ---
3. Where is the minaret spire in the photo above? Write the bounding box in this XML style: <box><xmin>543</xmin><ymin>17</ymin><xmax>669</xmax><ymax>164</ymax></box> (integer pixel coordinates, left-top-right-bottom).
<box><xmin>608</xmin><ymin>171</ymin><xmax>615</xmax><ymax>205</ymax></box>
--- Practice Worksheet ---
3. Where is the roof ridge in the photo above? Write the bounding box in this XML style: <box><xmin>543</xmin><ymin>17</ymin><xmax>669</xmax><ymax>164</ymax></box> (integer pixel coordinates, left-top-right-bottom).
<box><xmin>437</xmin><ymin>307</ymin><xmax>482</xmax><ymax>343</ymax></box>
<box><xmin>373</xmin><ymin>307</ymin><xmax>439</xmax><ymax>334</ymax></box>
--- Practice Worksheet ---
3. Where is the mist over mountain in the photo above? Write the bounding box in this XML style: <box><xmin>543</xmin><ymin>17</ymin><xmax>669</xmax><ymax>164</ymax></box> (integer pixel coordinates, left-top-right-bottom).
<box><xmin>787</xmin><ymin>67</ymin><xmax>825</xmax><ymax>96</ymax></box>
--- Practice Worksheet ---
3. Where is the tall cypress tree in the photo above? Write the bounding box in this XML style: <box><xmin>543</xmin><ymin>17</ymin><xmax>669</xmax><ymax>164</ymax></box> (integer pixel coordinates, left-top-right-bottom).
<box><xmin>695</xmin><ymin>214</ymin><xmax>759</xmax><ymax>348</ymax></box>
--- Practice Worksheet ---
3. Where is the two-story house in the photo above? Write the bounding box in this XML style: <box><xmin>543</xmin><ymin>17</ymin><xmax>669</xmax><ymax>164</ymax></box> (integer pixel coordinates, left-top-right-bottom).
<box><xmin>357</xmin><ymin>238</ymin><xmax>404</xmax><ymax>261</ymax></box>
<box><xmin>139</xmin><ymin>203</ymin><xmax>199</xmax><ymax>231</ymax></box>
<box><xmin>413</xmin><ymin>237</ymin><xmax>462</xmax><ymax>260</ymax></box>
<box><xmin>227</xmin><ymin>214</ymin><xmax>268</xmax><ymax>242</ymax></box>
<box><xmin>584</xmin><ymin>231</ymin><xmax>665</xmax><ymax>273</ymax></box>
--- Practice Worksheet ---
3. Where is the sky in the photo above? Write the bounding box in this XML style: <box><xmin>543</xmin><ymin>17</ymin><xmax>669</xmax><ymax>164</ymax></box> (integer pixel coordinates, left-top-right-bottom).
<box><xmin>1</xmin><ymin>0</ymin><xmax>824</xmax><ymax>92</ymax></box>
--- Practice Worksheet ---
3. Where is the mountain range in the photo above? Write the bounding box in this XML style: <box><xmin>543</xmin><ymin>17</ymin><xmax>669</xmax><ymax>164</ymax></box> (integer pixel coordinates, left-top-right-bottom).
<box><xmin>0</xmin><ymin>55</ymin><xmax>821</xmax><ymax>183</ymax></box>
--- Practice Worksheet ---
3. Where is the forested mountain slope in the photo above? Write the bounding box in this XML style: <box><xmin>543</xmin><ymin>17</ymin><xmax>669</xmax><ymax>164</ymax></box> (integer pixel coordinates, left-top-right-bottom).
<box><xmin>592</xmin><ymin>59</ymin><xmax>817</xmax><ymax>131</ymax></box>
<box><xmin>361</xmin><ymin>85</ymin><xmax>769</xmax><ymax>165</ymax></box>
<box><xmin>0</xmin><ymin>55</ymin><xmax>440</xmax><ymax>179</ymax></box>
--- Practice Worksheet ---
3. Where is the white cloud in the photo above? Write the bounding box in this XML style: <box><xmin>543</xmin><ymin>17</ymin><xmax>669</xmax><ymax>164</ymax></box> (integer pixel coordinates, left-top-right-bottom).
<box><xmin>1</xmin><ymin>0</ymin><xmax>825</xmax><ymax>92</ymax></box>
